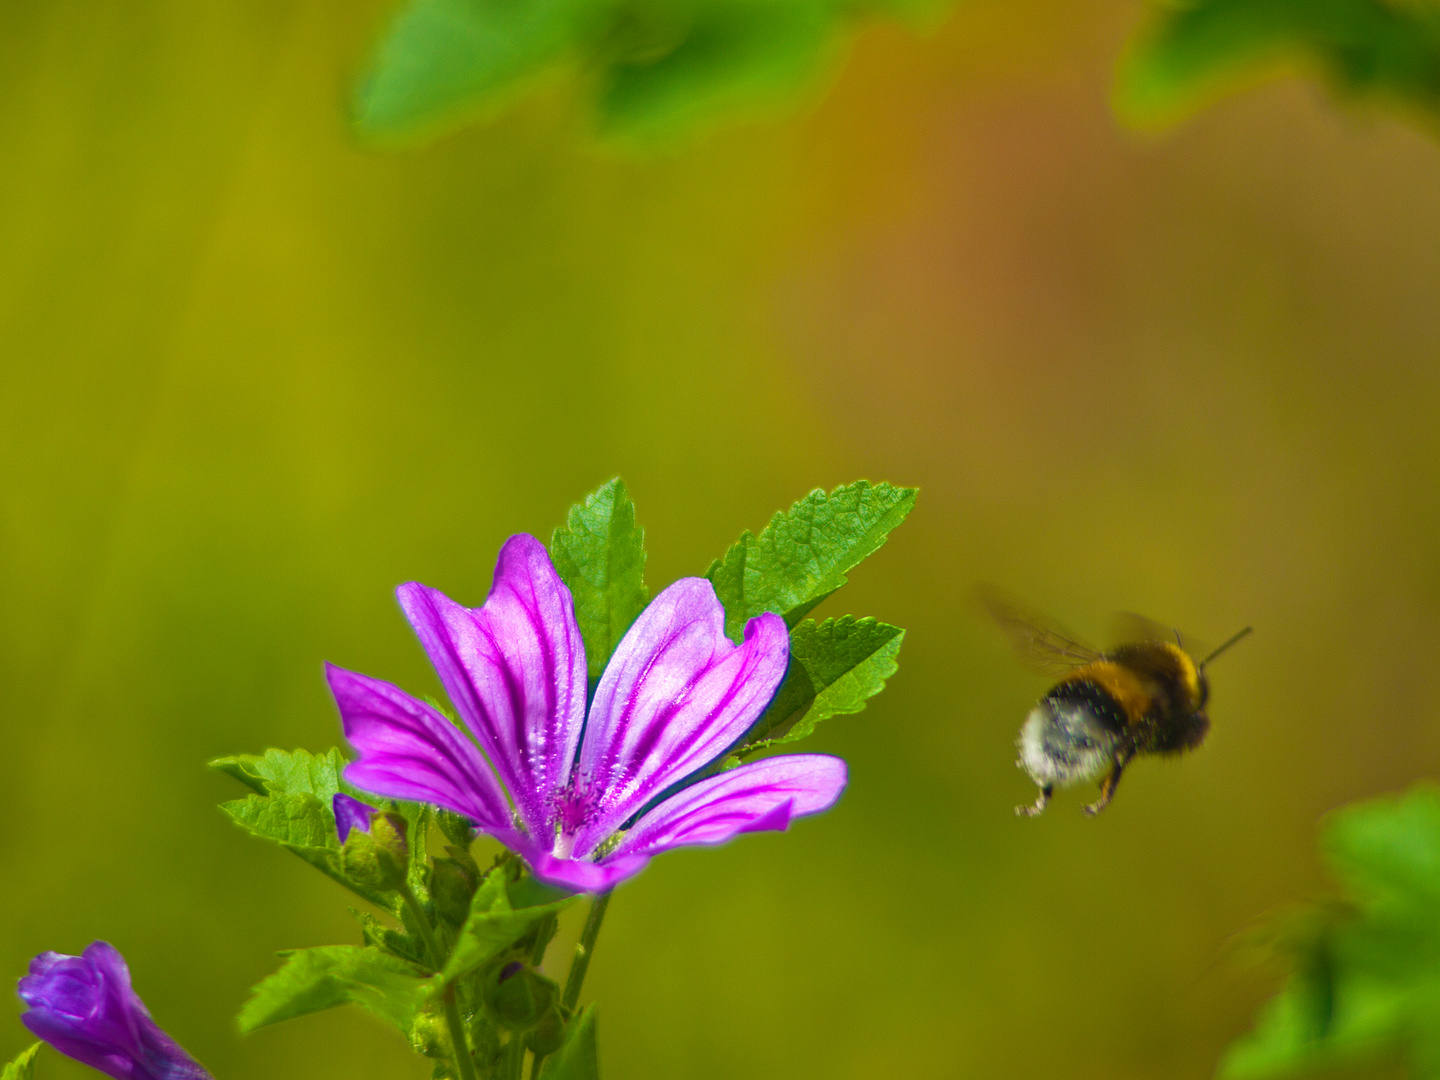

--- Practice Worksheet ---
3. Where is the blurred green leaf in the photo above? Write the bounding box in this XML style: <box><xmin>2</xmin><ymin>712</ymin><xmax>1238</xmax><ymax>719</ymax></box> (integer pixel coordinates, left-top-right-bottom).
<box><xmin>596</xmin><ymin>0</ymin><xmax>838</xmax><ymax>140</ymax></box>
<box><xmin>1221</xmin><ymin>785</ymin><xmax>1440</xmax><ymax>1079</ymax></box>
<box><xmin>239</xmin><ymin>945</ymin><xmax>429</xmax><ymax>1034</ymax></box>
<box><xmin>441</xmin><ymin>871</ymin><xmax>576</xmax><ymax>985</ymax></box>
<box><xmin>538</xmin><ymin>1003</ymin><xmax>600</xmax><ymax>1080</ymax></box>
<box><xmin>354</xmin><ymin>0</ymin><xmax>952</xmax><ymax>146</ymax></box>
<box><xmin>353</xmin><ymin>0</ymin><xmax>601</xmax><ymax>141</ymax></box>
<box><xmin>1</xmin><ymin>1043</ymin><xmax>41</xmax><ymax>1080</ymax></box>
<box><xmin>549</xmin><ymin>477</ymin><xmax>649</xmax><ymax>680</ymax></box>
<box><xmin>706</xmin><ymin>480</ymin><xmax>917</xmax><ymax>642</ymax></box>
<box><xmin>736</xmin><ymin>615</ymin><xmax>904</xmax><ymax>756</ymax></box>
<box><xmin>1116</xmin><ymin>0</ymin><xmax>1440</xmax><ymax>129</ymax></box>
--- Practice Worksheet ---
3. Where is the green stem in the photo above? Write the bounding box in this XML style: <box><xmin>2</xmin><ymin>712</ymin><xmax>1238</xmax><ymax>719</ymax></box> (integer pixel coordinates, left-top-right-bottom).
<box><xmin>399</xmin><ymin>884</ymin><xmax>478</xmax><ymax>1080</ymax></box>
<box><xmin>531</xmin><ymin>891</ymin><xmax>612</xmax><ymax>1080</ymax></box>
<box><xmin>444</xmin><ymin>986</ymin><xmax>481</xmax><ymax>1080</ymax></box>
<box><xmin>503</xmin><ymin>1030</ymin><xmax>526</xmax><ymax>1080</ymax></box>
<box><xmin>397</xmin><ymin>883</ymin><xmax>442</xmax><ymax>970</ymax></box>
<box><xmin>561</xmin><ymin>890</ymin><xmax>612</xmax><ymax>1012</ymax></box>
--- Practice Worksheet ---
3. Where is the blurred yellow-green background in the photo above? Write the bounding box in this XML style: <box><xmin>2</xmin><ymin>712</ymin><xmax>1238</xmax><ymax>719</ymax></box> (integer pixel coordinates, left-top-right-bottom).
<box><xmin>4</xmin><ymin>0</ymin><xmax>1439</xmax><ymax>1077</ymax></box>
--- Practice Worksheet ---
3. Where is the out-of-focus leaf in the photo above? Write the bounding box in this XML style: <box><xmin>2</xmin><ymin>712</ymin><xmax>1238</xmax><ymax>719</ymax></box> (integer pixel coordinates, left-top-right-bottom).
<box><xmin>1116</xmin><ymin>0</ymin><xmax>1440</xmax><ymax>129</ymax></box>
<box><xmin>1220</xmin><ymin>785</ymin><xmax>1440</xmax><ymax>1079</ymax></box>
<box><xmin>354</xmin><ymin>0</ymin><xmax>956</xmax><ymax>146</ymax></box>
<box><xmin>736</xmin><ymin>615</ymin><xmax>904</xmax><ymax>756</ymax></box>
<box><xmin>238</xmin><ymin>945</ymin><xmax>429</xmax><ymax>1034</ymax></box>
<box><xmin>596</xmin><ymin>0</ymin><xmax>839</xmax><ymax>140</ymax></box>
<box><xmin>549</xmin><ymin>477</ymin><xmax>648</xmax><ymax>680</ymax></box>
<box><xmin>538</xmin><ymin>1004</ymin><xmax>599</xmax><ymax>1080</ymax></box>
<box><xmin>353</xmin><ymin>0</ymin><xmax>602</xmax><ymax>141</ymax></box>
<box><xmin>706</xmin><ymin>480</ymin><xmax>917</xmax><ymax>642</ymax></box>
<box><xmin>0</xmin><ymin>1043</ymin><xmax>41</xmax><ymax>1080</ymax></box>
<box><xmin>441</xmin><ymin>871</ymin><xmax>576</xmax><ymax>985</ymax></box>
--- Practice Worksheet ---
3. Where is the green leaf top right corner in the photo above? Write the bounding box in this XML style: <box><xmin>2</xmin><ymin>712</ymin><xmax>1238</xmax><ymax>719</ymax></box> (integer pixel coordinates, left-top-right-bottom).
<box><xmin>1112</xmin><ymin>0</ymin><xmax>1440</xmax><ymax>134</ymax></box>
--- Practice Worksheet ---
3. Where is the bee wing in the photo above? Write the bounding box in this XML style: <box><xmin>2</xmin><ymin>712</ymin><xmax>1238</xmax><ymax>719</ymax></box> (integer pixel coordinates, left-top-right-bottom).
<box><xmin>978</xmin><ymin>587</ymin><xmax>1104</xmax><ymax>676</ymax></box>
<box><xmin>1111</xmin><ymin>611</ymin><xmax>1212</xmax><ymax>659</ymax></box>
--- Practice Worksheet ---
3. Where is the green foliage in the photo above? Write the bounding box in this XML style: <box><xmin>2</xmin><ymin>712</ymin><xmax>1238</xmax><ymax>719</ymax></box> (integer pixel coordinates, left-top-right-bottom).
<box><xmin>1116</xmin><ymin>0</ymin><xmax>1440</xmax><ymax>129</ymax></box>
<box><xmin>538</xmin><ymin>1004</ymin><xmax>600</xmax><ymax>1080</ymax></box>
<box><xmin>735</xmin><ymin>615</ymin><xmax>904</xmax><ymax>756</ymax></box>
<box><xmin>706</xmin><ymin>480</ymin><xmax>917</xmax><ymax>643</ymax></box>
<box><xmin>442</xmin><ymin>868</ymin><xmax>577</xmax><ymax>985</ymax></box>
<box><xmin>212</xmin><ymin>747</ymin><xmax>396</xmax><ymax>909</ymax></box>
<box><xmin>0</xmin><ymin>1044</ymin><xmax>41</xmax><ymax>1080</ymax></box>
<box><xmin>550</xmin><ymin>478</ymin><xmax>649</xmax><ymax>680</ymax></box>
<box><xmin>353</xmin><ymin>0</ymin><xmax>950</xmax><ymax>145</ymax></box>
<box><xmin>239</xmin><ymin>945</ymin><xmax>431</xmax><ymax>1034</ymax></box>
<box><xmin>1221</xmin><ymin>785</ymin><xmax>1440</xmax><ymax>1079</ymax></box>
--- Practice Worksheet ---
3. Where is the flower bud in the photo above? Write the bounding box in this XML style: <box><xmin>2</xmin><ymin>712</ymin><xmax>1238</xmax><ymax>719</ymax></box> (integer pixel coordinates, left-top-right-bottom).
<box><xmin>483</xmin><ymin>963</ymin><xmax>558</xmax><ymax>1031</ymax></box>
<box><xmin>341</xmin><ymin>809</ymin><xmax>409</xmax><ymax>892</ymax></box>
<box><xmin>18</xmin><ymin>942</ymin><xmax>212</xmax><ymax>1080</ymax></box>
<box><xmin>525</xmin><ymin>1005</ymin><xmax>566</xmax><ymax>1057</ymax></box>
<box><xmin>408</xmin><ymin>1008</ymin><xmax>451</xmax><ymax>1059</ymax></box>
<box><xmin>430</xmin><ymin>855</ymin><xmax>479</xmax><ymax>928</ymax></box>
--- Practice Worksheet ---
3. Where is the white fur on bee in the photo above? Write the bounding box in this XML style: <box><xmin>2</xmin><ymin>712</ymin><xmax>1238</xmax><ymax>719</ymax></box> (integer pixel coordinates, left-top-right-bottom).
<box><xmin>1016</xmin><ymin>700</ymin><xmax>1121</xmax><ymax>789</ymax></box>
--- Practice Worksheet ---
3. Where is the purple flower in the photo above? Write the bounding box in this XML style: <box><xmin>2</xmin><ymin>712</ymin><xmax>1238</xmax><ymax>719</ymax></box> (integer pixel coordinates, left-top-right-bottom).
<box><xmin>332</xmin><ymin>792</ymin><xmax>377</xmax><ymax>843</ymax></box>
<box><xmin>328</xmin><ymin>533</ymin><xmax>847</xmax><ymax>892</ymax></box>
<box><xmin>17</xmin><ymin>942</ymin><xmax>212</xmax><ymax>1080</ymax></box>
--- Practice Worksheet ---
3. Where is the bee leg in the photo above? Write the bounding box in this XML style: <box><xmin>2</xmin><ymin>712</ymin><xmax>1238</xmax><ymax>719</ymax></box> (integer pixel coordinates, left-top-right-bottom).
<box><xmin>1083</xmin><ymin>750</ymin><xmax>1134</xmax><ymax>817</ymax></box>
<box><xmin>1016</xmin><ymin>784</ymin><xmax>1053</xmax><ymax>817</ymax></box>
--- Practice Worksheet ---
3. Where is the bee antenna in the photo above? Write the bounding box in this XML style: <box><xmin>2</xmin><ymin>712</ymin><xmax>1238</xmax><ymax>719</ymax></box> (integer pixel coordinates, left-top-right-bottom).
<box><xmin>1200</xmin><ymin>626</ymin><xmax>1252</xmax><ymax>670</ymax></box>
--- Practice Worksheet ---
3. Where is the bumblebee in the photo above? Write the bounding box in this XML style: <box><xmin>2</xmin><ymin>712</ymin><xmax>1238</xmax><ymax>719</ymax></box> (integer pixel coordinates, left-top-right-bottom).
<box><xmin>982</xmin><ymin>593</ymin><xmax>1251</xmax><ymax>817</ymax></box>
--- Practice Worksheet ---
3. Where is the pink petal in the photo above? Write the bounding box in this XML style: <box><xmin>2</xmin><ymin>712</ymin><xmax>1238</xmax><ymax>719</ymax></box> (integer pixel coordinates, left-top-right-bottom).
<box><xmin>397</xmin><ymin>534</ymin><xmax>587</xmax><ymax>836</ymax></box>
<box><xmin>569</xmin><ymin>579</ymin><xmax>789</xmax><ymax>855</ymax></box>
<box><xmin>327</xmin><ymin>664</ymin><xmax>511</xmax><ymax>829</ymax></box>
<box><xmin>614</xmin><ymin>754</ymin><xmax>847</xmax><ymax>857</ymax></box>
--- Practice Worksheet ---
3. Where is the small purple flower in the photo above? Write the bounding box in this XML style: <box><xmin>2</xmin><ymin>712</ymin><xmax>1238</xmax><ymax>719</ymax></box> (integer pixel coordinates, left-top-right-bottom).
<box><xmin>17</xmin><ymin>941</ymin><xmax>212</xmax><ymax>1080</ymax></box>
<box><xmin>332</xmin><ymin>792</ymin><xmax>377</xmax><ymax>843</ymax></box>
<box><xmin>328</xmin><ymin>533</ymin><xmax>847</xmax><ymax>892</ymax></box>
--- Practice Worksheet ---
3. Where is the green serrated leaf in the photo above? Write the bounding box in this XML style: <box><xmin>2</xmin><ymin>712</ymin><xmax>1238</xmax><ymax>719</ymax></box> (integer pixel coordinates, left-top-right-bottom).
<box><xmin>210</xmin><ymin>747</ymin><xmax>348</xmax><ymax>800</ymax></box>
<box><xmin>1115</xmin><ymin>0</ymin><xmax>1440</xmax><ymax>129</ymax></box>
<box><xmin>538</xmin><ymin>1003</ymin><xmax>599</xmax><ymax>1080</ymax></box>
<box><xmin>353</xmin><ymin>0</ymin><xmax>599</xmax><ymax>142</ymax></box>
<box><xmin>1</xmin><ymin>1043</ymin><xmax>41</xmax><ymax>1080</ymax></box>
<box><xmin>706</xmin><ymin>480</ymin><xmax>916</xmax><ymax>642</ymax></box>
<box><xmin>737</xmin><ymin>616</ymin><xmax>904</xmax><ymax>755</ymax></box>
<box><xmin>239</xmin><ymin>945</ymin><xmax>429</xmax><ymax>1034</ymax></box>
<box><xmin>442</xmin><ymin>873</ymin><xmax>576</xmax><ymax>986</ymax></box>
<box><xmin>549</xmin><ymin>478</ymin><xmax>649</xmax><ymax>680</ymax></box>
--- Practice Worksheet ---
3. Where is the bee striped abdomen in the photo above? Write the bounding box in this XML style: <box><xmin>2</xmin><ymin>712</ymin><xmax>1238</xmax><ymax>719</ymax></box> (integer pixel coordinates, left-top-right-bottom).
<box><xmin>1051</xmin><ymin>661</ymin><xmax>1152</xmax><ymax>730</ymax></box>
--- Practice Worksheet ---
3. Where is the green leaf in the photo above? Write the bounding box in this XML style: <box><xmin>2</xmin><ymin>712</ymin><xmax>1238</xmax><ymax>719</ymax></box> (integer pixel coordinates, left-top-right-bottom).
<box><xmin>706</xmin><ymin>480</ymin><xmax>916</xmax><ymax>642</ymax></box>
<box><xmin>442</xmin><ymin>872</ymin><xmax>577</xmax><ymax>985</ymax></box>
<box><xmin>549</xmin><ymin>478</ymin><xmax>649</xmax><ymax>680</ymax></box>
<box><xmin>353</xmin><ymin>0</ymin><xmax>599</xmax><ymax>142</ymax></box>
<box><xmin>213</xmin><ymin>748</ymin><xmax>396</xmax><ymax>909</ymax></box>
<box><xmin>1115</xmin><ymin>0</ymin><xmax>1440</xmax><ymax>129</ymax></box>
<box><xmin>1221</xmin><ymin>785</ymin><xmax>1440</xmax><ymax>1079</ymax></box>
<box><xmin>596</xmin><ymin>0</ymin><xmax>839</xmax><ymax>141</ymax></box>
<box><xmin>1</xmin><ymin>1043</ymin><xmax>41</xmax><ymax>1080</ymax></box>
<box><xmin>538</xmin><ymin>1004</ymin><xmax>599</xmax><ymax>1080</ymax></box>
<box><xmin>737</xmin><ymin>616</ymin><xmax>904</xmax><ymax>756</ymax></box>
<box><xmin>239</xmin><ymin>945</ymin><xmax>429</xmax><ymax>1034</ymax></box>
